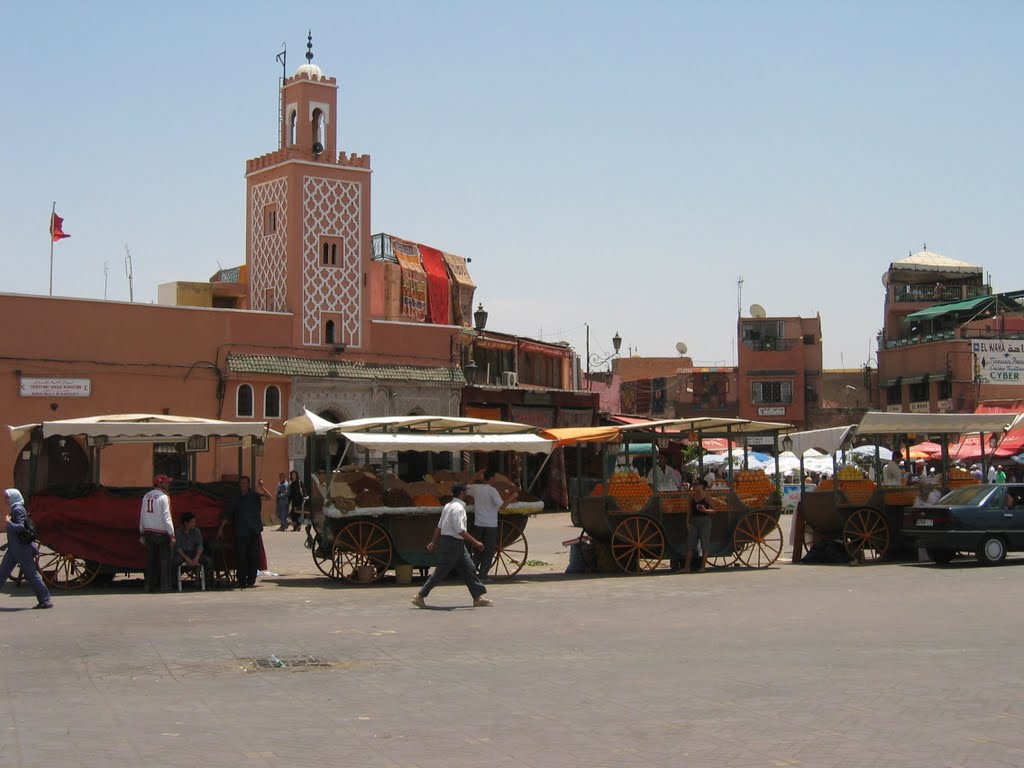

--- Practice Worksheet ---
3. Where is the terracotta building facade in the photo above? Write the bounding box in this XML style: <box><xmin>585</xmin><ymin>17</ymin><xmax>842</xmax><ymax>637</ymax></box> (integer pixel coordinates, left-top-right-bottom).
<box><xmin>0</xmin><ymin>45</ymin><xmax>475</xmax><ymax>493</ymax></box>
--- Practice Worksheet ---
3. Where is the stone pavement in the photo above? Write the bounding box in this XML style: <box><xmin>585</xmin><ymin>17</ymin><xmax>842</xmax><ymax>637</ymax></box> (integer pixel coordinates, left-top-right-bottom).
<box><xmin>2</xmin><ymin>512</ymin><xmax>1024</xmax><ymax>767</ymax></box>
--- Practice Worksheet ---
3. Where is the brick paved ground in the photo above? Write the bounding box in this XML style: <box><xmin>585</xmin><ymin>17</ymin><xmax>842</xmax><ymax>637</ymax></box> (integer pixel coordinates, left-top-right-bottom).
<box><xmin>2</xmin><ymin>512</ymin><xmax>1023</xmax><ymax>767</ymax></box>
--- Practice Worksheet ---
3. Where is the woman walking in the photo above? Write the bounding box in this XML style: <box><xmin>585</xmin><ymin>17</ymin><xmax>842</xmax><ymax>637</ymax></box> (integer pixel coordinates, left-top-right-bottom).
<box><xmin>275</xmin><ymin>472</ymin><xmax>291</xmax><ymax>531</ymax></box>
<box><xmin>0</xmin><ymin>489</ymin><xmax>53</xmax><ymax>609</ymax></box>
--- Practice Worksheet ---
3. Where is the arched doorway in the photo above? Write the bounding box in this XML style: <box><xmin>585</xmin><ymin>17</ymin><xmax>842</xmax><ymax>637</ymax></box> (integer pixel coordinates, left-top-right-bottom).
<box><xmin>13</xmin><ymin>435</ymin><xmax>91</xmax><ymax>496</ymax></box>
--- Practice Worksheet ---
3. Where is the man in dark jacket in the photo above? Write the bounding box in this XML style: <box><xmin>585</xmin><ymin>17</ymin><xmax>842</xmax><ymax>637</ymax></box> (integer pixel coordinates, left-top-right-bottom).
<box><xmin>218</xmin><ymin>476</ymin><xmax>270</xmax><ymax>588</ymax></box>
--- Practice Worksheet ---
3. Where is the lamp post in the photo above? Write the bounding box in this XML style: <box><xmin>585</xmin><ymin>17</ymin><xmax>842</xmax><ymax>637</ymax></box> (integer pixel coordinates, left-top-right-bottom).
<box><xmin>585</xmin><ymin>324</ymin><xmax>622</xmax><ymax>389</ymax></box>
<box><xmin>474</xmin><ymin>303</ymin><xmax>488</xmax><ymax>331</ymax></box>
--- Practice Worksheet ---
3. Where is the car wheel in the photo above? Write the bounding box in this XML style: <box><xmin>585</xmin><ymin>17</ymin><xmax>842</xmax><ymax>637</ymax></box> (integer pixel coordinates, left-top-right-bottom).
<box><xmin>926</xmin><ymin>548</ymin><xmax>955</xmax><ymax>565</ymax></box>
<box><xmin>977</xmin><ymin>535</ymin><xmax>1007</xmax><ymax>566</ymax></box>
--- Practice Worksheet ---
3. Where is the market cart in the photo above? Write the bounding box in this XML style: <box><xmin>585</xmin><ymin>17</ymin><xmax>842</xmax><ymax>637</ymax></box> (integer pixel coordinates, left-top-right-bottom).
<box><xmin>792</xmin><ymin>412</ymin><xmax>1022</xmax><ymax>562</ymax></box>
<box><xmin>7</xmin><ymin>414</ymin><xmax>272</xmax><ymax>589</ymax></box>
<box><xmin>551</xmin><ymin>417</ymin><xmax>793</xmax><ymax>574</ymax></box>
<box><xmin>282</xmin><ymin>413</ymin><xmax>551</xmax><ymax>584</ymax></box>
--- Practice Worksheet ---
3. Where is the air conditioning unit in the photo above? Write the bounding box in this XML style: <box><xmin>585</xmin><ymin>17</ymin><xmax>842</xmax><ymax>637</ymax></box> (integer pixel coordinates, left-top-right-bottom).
<box><xmin>501</xmin><ymin>371</ymin><xmax>518</xmax><ymax>387</ymax></box>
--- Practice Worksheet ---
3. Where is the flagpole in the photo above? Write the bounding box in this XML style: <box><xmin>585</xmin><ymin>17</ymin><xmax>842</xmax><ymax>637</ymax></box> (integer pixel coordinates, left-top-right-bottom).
<box><xmin>49</xmin><ymin>201</ymin><xmax>55</xmax><ymax>296</ymax></box>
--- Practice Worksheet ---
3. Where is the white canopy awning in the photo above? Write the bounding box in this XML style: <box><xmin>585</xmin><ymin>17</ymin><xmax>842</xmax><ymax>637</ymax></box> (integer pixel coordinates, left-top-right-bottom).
<box><xmin>283</xmin><ymin>410</ymin><xmax>541</xmax><ymax>437</ymax></box>
<box><xmin>282</xmin><ymin>410</ymin><xmax>552</xmax><ymax>453</ymax></box>
<box><xmin>616</xmin><ymin>417</ymin><xmax>793</xmax><ymax>436</ymax></box>
<box><xmin>784</xmin><ymin>425</ymin><xmax>856</xmax><ymax>457</ymax></box>
<box><xmin>9</xmin><ymin>414</ymin><xmax>272</xmax><ymax>445</ymax></box>
<box><xmin>339</xmin><ymin>431</ymin><xmax>553</xmax><ymax>454</ymax></box>
<box><xmin>856</xmin><ymin>412</ymin><xmax>1023</xmax><ymax>437</ymax></box>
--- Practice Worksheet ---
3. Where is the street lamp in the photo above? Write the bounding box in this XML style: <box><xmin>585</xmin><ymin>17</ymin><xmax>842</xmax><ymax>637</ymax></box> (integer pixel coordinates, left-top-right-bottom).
<box><xmin>584</xmin><ymin>325</ymin><xmax>622</xmax><ymax>389</ymax></box>
<box><xmin>474</xmin><ymin>303</ymin><xmax>488</xmax><ymax>332</ymax></box>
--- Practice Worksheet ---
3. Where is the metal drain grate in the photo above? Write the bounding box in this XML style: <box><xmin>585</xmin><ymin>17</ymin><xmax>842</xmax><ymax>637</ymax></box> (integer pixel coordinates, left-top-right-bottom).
<box><xmin>246</xmin><ymin>655</ymin><xmax>330</xmax><ymax>671</ymax></box>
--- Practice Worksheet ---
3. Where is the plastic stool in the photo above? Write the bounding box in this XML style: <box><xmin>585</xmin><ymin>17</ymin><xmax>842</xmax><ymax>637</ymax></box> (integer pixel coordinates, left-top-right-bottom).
<box><xmin>177</xmin><ymin>563</ymin><xmax>206</xmax><ymax>591</ymax></box>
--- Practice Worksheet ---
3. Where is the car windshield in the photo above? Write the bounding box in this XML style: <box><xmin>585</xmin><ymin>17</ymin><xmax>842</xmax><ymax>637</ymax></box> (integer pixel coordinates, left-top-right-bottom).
<box><xmin>936</xmin><ymin>485</ymin><xmax>999</xmax><ymax>506</ymax></box>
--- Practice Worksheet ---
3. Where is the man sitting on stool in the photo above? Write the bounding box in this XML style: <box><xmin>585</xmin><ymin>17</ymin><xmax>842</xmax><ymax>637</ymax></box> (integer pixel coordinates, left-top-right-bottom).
<box><xmin>173</xmin><ymin>512</ymin><xmax>213</xmax><ymax>589</ymax></box>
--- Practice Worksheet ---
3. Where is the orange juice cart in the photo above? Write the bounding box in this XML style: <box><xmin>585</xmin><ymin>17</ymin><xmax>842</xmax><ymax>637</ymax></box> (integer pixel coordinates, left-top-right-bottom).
<box><xmin>551</xmin><ymin>417</ymin><xmax>793</xmax><ymax>574</ymax></box>
<box><xmin>792</xmin><ymin>412</ymin><xmax>1019</xmax><ymax>562</ymax></box>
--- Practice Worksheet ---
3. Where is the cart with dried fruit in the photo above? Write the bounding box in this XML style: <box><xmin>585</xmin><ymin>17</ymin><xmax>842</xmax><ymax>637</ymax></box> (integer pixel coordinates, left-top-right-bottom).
<box><xmin>547</xmin><ymin>417</ymin><xmax>793</xmax><ymax>574</ymax></box>
<box><xmin>792</xmin><ymin>413</ymin><xmax>1019</xmax><ymax>563</ymax></box>
<box><xmin>282</xmin><ymin>413</ymin><xmax>553</xmax><ymax>584</ymax></box>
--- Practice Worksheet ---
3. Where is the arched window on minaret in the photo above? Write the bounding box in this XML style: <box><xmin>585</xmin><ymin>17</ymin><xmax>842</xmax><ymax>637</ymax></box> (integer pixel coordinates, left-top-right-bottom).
<box><xmin>289</xmin><ymin>111</ymin><xmax>297</xmax><ymax>145</ymax></box>
<box><xmin>325</xmin><ymin>320</ymin><xmax>336</xmax><ymax>344</ymax></box>
<box><xmin>312</xmin><ymin>108</ymin><xmax>326</xmax><ymax>149</ymax></box>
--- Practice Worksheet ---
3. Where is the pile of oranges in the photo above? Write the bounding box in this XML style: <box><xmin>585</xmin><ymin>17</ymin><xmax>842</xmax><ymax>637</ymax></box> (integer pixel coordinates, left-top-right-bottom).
<box><xmin>819</xmin><ymin>466</ymin><xmax>878</xmax><ymax>505</ymax></box>
<box><xmin>948</xmin><ymin>466</ymin><xmax>980</xmax><ymax>487</ymax></box>
<box><xmin>590</xmin><ymin>473</ymin><xmax>652</xmax><ymax>513</ymax></box>
<box><xmin>734</xmin><ymin>469</ymin><xmax>774</xmax><ymax>507</ymax></box>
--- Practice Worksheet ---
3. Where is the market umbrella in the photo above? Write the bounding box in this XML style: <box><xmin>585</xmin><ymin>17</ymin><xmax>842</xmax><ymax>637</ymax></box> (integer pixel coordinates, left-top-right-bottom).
<box><xmin>851</xmin><ymin>445</ymin><xmax>893</xmax><ymax>461</ymax></box>
<box><xmin>909</xmin><ymin>441</ymin><xmax>945</xmax><ymax>458</ymax></box>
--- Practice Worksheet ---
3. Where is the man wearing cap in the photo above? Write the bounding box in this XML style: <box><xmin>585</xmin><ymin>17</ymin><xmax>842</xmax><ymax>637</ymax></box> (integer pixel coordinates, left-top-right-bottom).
<box><xmin>139</xmin><ymin>474</ymin><xmax>176</xmax><ymax>592</ymax></box>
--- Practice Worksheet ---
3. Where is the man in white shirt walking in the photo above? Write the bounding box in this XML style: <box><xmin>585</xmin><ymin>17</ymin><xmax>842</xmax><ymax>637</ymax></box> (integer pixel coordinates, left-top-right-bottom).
<box><xmin>139</xmin><ymin>474</ymin><xmax>176</xmax><ymax>593</ymax></box>
<box><xmin>468</xmin><ymin>468</ymin><xmax>518</xmax><ymax>579</ymax></box>
<box><xmin>412</xmin><ymin>483</ymin><xmax>491</xmax><ymax>608</ymax></box>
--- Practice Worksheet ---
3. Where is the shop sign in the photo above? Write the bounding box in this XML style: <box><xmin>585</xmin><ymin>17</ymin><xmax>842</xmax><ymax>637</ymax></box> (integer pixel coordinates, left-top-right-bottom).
<box><xmin>782</xmin><ymin>483</ymin><xmax>816</xmax><ymax>513</ymax></box>
<box><xmin>909</xmin><ymin>401</ymin><xmax>930</xmax><ymax>413</ymax></box>
<box><xmin>19</xmin><ymin>377</ymin><xmax>91</xmax><ymax>398</ymax></box>
<box><xmin>936</xmin><ymin>398</ymin><xmax>953</xmax><ymax>413</ymax></box>
<box><xmin>757</xmin><ymin>406</ymin><xmax>785</xmax><ymax>417</ymax></box>
<box><xmin>746</xmin><ymin>436</ymin><xmax>774</xmax><ymax>446</ymax></box>
<box><xmin>972</xmin><ymin>340</ymin><xmax>1024</xmax><ymax>384</ymax></box>
<box><xmin>886</xmin><ymin>404</ymin><xmax>903</xmax><ymax>412</ymax></box>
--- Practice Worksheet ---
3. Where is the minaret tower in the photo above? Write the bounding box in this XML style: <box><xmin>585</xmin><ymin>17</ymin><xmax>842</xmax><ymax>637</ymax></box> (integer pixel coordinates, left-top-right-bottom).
<box><xmin>245</xmin><ymin>33</ymin><xmax>373</xmax><ymax>350</ymax></box>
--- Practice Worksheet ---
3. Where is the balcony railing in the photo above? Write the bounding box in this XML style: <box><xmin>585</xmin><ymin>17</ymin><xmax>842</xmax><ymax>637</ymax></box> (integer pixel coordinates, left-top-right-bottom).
<box><xmin>741</xmin><ymin>337</ymin><xmax>795</xmax><ymax>352</ymax></box>
<box><xmin>886</xmin><ymin>328</ymin><xmax>1024</xmax><ymax>349</ymax></box>
<box><xmin>892</xmin><ymin>283</ymin><xmax>991</xmax><ymax>304</ymax></box>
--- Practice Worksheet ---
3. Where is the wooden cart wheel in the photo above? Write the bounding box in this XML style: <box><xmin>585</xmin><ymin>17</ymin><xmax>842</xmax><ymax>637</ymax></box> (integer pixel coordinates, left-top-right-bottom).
<box><xmin>490</xmin><ymin>519</ymin><xmax>528</xmax><ymax>579</ymax></box>
<box><xmin>332</xmin><ymin>520</ymin><xmax>392</xmax><ymax>584</ymax></box>
<box><xmin>843</xmin><ymin>507</ymin><xmax>890</xmax><ymax>562</ymax></box>
<box><xmin>611</xmin><ymin>516</ymin><xmax>665</xmax><ymax>574</ymax></box>
<box><xmin>310</xmin><ymin>530</ymin><xmax>340</xmax><ymax>580</ymax></box>
<box><xmin>35</xmin><ymin>544</ymin><xmax>100</xmax><ymax>590</ymax></box>
<box><xmin>733</xmin><ymin>511</ymin><xmax>783</xmax><ymax>569</ymax></box>
<box><xmin>706</xmin><ymin>552</ymin><xmax>738</xmax><ymax>569</ymax></box>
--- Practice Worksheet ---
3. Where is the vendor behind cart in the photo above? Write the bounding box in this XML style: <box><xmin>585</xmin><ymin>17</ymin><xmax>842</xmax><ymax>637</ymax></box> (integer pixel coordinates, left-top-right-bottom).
<box><xmin>647</xmin><ymin>453</ymin><xmax>682</xmax><ymax>492</ymax></box>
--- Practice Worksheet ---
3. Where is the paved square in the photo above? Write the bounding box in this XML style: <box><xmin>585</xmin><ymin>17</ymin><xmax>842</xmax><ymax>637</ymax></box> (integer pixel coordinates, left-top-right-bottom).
<box><xmin>3</xmin><ymin>513</ymin><xmax>1023</xmax><ymax>767</ymax></box>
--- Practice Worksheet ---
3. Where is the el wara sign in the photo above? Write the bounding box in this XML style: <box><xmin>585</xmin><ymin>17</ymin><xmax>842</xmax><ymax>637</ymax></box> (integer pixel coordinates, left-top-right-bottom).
<box><xmin>972</xmin><ymin>340</ymin><xmax>1024</xmax><ymax>384</ymax></box>
<box><xmin>19</xmin><ymin>377</ymin><xmax>92</xmax><ymax>397</ymax></box>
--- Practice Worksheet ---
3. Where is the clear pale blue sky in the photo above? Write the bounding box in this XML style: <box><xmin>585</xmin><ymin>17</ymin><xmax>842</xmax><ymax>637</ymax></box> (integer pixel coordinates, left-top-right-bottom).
<box><xmin>2</xmin><ymin>1</ymin><xmax>1021</xmax><ymax>369</ymax></box>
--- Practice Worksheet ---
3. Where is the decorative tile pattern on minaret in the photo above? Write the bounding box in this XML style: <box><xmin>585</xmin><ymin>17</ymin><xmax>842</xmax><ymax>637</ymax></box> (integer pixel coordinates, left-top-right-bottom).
<box><xmin>249</xmin><ymin>179</ymin><xmax>289</xmax><ymax>312</ymax></box>
<box><xmin>302</xmin><ymin>175</ymin><xmax>362</xmax><ymax>346</ymax></box>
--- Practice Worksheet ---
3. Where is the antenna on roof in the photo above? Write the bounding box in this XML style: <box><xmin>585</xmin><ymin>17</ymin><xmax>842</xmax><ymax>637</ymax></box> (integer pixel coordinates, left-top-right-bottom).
<box><xmin>276</xmin><ymin>43</ymin><xmax>286</xmax><ymax>148</ymax></box>
<box><xmin>124</xmin><ymin>244</ymin><xmax>134</xmax><ymax>303</ymax></box>
<box><xmin>737</xmin><ymin>275</ymin><xmax>744</xmax><ymax>317</ymax></box>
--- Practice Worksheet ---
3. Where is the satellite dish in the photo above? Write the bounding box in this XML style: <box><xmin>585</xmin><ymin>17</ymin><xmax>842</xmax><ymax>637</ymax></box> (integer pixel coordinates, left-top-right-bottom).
<box><xmin>675</xmin><ymin>342</ymin><xmax>688</xmax><ymax>355</ymax></box>
<box><xmin>750</xmin><ymin>304</ymin><xmax>767</xmax><ymax>318</ymax></box>
<box><xmin>312</xmin><ymin>141</ymin><xmax>324</xmax><ymax>155</ymax></box>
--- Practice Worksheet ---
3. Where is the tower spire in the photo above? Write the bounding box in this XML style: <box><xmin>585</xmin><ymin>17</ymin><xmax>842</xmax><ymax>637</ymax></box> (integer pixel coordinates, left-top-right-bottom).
<box><xmin>306</xmin><ymin>30</ymin><xmax>314</xmax><ymax>63</ymax></box>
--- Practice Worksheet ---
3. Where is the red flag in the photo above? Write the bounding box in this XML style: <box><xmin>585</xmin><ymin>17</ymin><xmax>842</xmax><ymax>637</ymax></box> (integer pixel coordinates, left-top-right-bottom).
<box><xmin>50</xmin><ymin>212</ymin><xmax>70</xmax><ymax>242</ymax></box>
